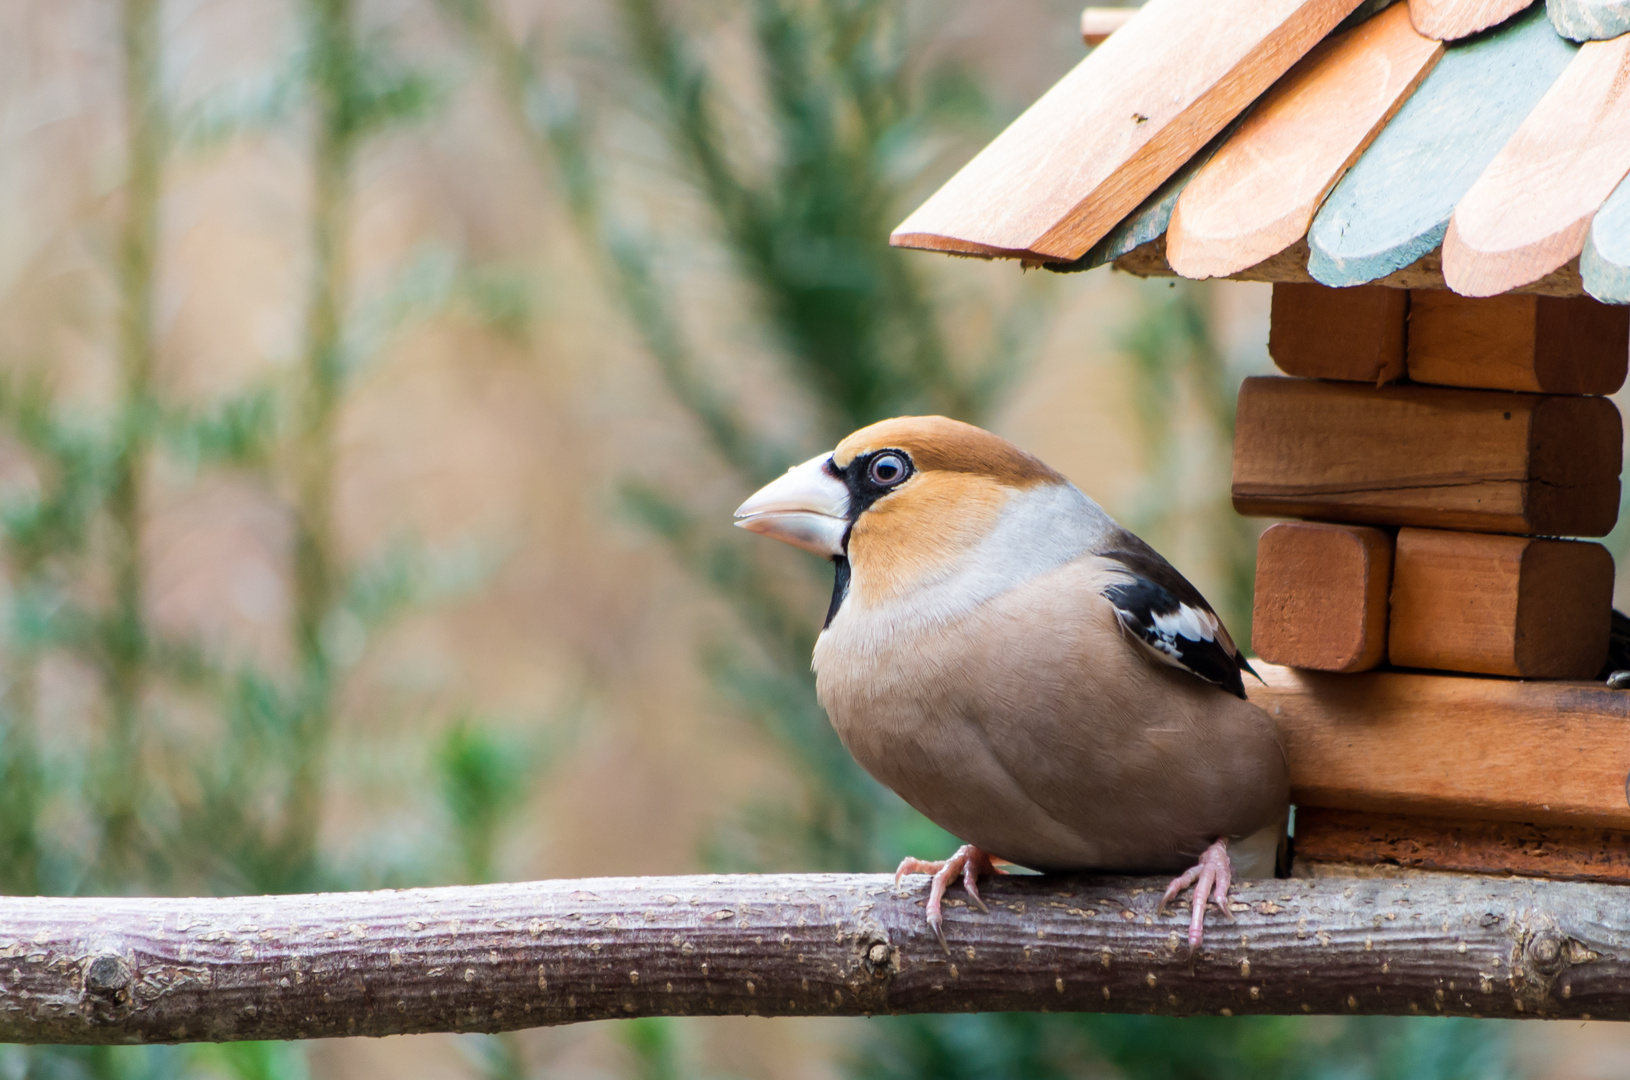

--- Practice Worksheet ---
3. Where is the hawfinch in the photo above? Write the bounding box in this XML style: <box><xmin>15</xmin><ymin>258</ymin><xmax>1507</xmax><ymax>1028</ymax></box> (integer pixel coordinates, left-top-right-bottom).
<box><xmin>734</xmin><ymin>416</ymin><xmax>1289</xmax><ymax>950</ymax></box>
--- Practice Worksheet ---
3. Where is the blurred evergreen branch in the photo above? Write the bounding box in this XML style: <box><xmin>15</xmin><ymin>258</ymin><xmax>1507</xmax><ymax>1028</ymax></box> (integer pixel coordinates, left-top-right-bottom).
<box><xmin>434</xmin><ymin>0</ymin><xmax>771</xmax><ymax>471</ymax></box>
<box><xmin>343</xmin><ymin>245</ymin><xmax>536</xmax><ymax>381</ymax></box>
<box><xmin>457</xmin><ymin>1034</ymin><xmax>531</xmax><ymax>1080</ymax></box>
<box><xmin>616</xmin><ymin>473</ymin><xmax>893</xmax><ymax>870</ymax></box>
<box><xmin>96</xmin><ymin>0</ymin><xmax>165</xmax><ymax>887</ymax></box>
<box><xmin>174</xmin><ymin>27</ymin><xmax>443</xmax><ymax>152</ymax></box>
<box><xmin>194</xmin><ymin>1041</ymin><xmax>312</xmax><ymax>1080</ymax></box>
<box><xmin>436</xmin><ymin>717</ymin><xmax>534</xmax><ymax>886</ymax></box>
<box><xmin>858</xmin><ymin>1014</ymin><xmax>1514</xmax><ymax>1080</ymax></box>
<box><xmin>1</xmin><ymin>1</ymin><xmax>549</xmax><ymax>1076</ymax></box>
<box><xmin>0</xmin><ymin>376</ymin><xmax>109</xmax><ymax>899</ymax></box>
<box><xmin>441</xmin><ymin>712</ymin><xmax>560</xmax><ymax>1080</ymax></box>
<box><xmin>158</xmin><ymin>384</ymin><xmax>280</xmax><ymax>474</ymax></box>
<box><xmin>281</xmin><ymin>0</ymin><xmax>361</xmax><ymax>893</ymax></box>
<box><xmin>438</xmin><ymin>0</ymin><xmax>1048</xmax><ymax>881</ymax></box>
<box><xmin>614</xmin><ymin>0</ymin><xmax>976</xmax><ymax>428</ymax></box>
<box><xmin>618</xmin><ymin>1018</ymin><xmax>686</xmax><ymax>1080</ymax></box>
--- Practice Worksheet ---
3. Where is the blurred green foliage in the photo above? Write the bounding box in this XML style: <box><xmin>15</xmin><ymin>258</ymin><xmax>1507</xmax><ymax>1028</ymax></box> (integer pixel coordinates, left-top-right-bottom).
<box><xmin>1113</xmin><ymin>281</ymin><xmax>1259</xmax><ymax>641</ymax></box>
<box><xmin>619</xmin><ymin>1018</ymin><xmax>684</xmax><ymax>1080</ymax></box>
<box><xmin>0</xmin><ymin>0</ymin><xmax>546</xmax><ymax>1077</ymax></box>
<box><xmin>443</xmin><ymin>0</ymin><xmax>1048</xmax><ymax>878</ymax></box>
<box><xmin>437</xmin><ymin>718</ymin><xmax>536</xmax><ymax>885</ymax></box>
<box><xmin>859</xmin><ymin>1014</ymin><xmax>1515</xmax><ymax>1080</ymax></box>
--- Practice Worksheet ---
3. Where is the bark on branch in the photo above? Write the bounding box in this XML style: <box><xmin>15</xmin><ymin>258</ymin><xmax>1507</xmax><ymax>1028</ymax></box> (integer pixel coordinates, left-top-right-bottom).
<box><xmin>2</xmin><ymin>870</ymin><xmax>1626</xmax><ymax>1044</ymax></box>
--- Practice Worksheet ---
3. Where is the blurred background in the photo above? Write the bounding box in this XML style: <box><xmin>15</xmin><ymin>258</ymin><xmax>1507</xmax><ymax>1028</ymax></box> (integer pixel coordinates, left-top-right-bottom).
<box><xmin>2</xmin><ymin>0</ymin><xmax>1628</xmax><ymax>1077</ymax></box>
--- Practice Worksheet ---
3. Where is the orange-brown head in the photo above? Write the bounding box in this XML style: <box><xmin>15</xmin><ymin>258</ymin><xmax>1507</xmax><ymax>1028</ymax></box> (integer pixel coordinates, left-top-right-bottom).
<box><xmin>734</xmin><ymin>416</ymin><xmax>1069</xmax><ymax>615</ymax></box>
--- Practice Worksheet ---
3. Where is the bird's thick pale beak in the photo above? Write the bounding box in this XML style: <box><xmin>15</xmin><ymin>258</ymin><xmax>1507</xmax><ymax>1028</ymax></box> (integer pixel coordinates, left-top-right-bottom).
<box><xmin>733</xmin><ymin>453</ymin><xmax>851</xmax><ymax>557</ymax></box>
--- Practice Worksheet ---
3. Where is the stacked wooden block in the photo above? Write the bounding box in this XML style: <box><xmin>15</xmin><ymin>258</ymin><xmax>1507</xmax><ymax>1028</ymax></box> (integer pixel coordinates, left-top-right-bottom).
<box><xmin>1235</xmin><ymin>283</ymin><xmax>1630</xmax><ymax>880</ymax></box>
<box><xmin>1241</xmin><ymin>284</ymin><xmax>1627</xmax><ymax>679</ymax></box>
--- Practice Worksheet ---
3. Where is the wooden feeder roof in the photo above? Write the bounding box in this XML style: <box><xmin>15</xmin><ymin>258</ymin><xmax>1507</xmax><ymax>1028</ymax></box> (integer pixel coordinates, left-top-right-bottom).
<box><xmin>891</xmin><ymin>0</ymin><xmax>1630</xmax><ymax>302</ymax></box>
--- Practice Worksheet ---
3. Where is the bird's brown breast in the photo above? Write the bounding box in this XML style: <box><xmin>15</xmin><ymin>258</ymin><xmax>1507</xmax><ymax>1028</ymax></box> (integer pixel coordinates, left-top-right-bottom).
<box><xmin>813</xmin><ymin>556</ymin><xmax>1289</xmax><ymax>873</ymax></box>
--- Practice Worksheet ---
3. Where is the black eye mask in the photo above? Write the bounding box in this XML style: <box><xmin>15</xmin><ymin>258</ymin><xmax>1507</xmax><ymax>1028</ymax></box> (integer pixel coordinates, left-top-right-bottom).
<box><xmin>822</xmin><ymin>448</ymin><xmax>915</xmax><ymax>627</ymax></box>
<box><xmin>836</xmin><ymin>448</ymin><xmax>915</xmax><ymax>522</ymax></box>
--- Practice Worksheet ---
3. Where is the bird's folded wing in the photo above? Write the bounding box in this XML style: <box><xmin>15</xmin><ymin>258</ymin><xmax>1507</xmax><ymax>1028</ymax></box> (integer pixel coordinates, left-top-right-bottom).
<box><xmin>1096</xmin><ymin>536</ymin><xmax>1251</xmax><ymax>699</ymax></box>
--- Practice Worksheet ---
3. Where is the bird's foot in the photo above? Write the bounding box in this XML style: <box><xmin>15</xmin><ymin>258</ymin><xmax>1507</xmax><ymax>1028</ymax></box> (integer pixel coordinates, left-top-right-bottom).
<box><xmin>1156</xmin><ymin>837</ymin><xmax>1234</xmax><ymax>951</ymax></box>
<box><xmin>895</xmin><ymin>843</ymin><xmax>1006</xmax><ymax>951</ymax></box>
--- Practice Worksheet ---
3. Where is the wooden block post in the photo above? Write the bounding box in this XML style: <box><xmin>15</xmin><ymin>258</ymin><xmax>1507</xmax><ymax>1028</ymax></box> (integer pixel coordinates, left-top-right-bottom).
<box><xmin>1231</xmin><ymin>376</ymin><xmax>1622</xmax><ymax>536</ymax></box>
<box><xmin>1251</xmin><ymin>662</ymin><xmax>1630</xmax><ymax>829</ymax></box>
<box><xmin>1387</xmin><ymin>527</ymin><xmax>1613</xmax><ymax>679</ymax></box>
<box><xmin>1407</xmin><ymin>290</ymin><xmax>1630</xmax><ymax>394</ymax></box>
<box><xmin>1267</xmin><ymin>282</ymin><xmax>1407</xmax><ymax>383</ymax></box>
<box><xmin>1252</xmin><ymin>522</ymin><xmax>1393</xmax><ymax>671</ymax></box>
<box><xmin>1241</xmin><ymin>130</ymin><xmax>1630</xmax><ymax>885</ymax></box>
<box><xmin>1293</xmin><ymin>807</ymin><xmax>1630</xmax><ymax>884</ymax></box>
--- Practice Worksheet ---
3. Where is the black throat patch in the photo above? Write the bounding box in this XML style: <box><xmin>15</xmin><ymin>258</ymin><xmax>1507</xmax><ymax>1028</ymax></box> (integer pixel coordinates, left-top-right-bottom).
<box><xmin>822</xmin><ymin>447</ymin><xmax>912</xmax><ymax>629</ymax></box>
<box><xmin>824</xmin><ymin>556</ymin><xmax>851</xmax><ymax>628</ymax></box>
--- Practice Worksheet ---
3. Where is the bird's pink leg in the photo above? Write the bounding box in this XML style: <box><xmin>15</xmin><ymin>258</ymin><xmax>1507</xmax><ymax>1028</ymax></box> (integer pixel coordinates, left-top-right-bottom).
<box><xmin>1157</xmin><ymin>837</ymin><xmax>1234</xmax><ymax>951</ymax></box>
<box><xmin>895</xmin><ymin>843</ymin><xmax>1006</xmax><ymax>950</ymax></box>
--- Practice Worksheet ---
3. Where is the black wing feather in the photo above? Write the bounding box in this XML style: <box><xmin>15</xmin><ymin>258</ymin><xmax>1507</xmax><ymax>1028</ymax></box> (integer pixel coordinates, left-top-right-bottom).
<box><xmin>1099</xmin><ymin>531</ymin><xmax>1253</xmax><ymax>699</ymax></box>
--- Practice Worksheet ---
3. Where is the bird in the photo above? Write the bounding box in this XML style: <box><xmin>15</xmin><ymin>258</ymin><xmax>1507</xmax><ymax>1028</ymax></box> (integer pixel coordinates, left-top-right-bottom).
<box><xmin>733</xmin><ymin>415</ymin><xmax>1289</xmax><ymax>951</ymax></box>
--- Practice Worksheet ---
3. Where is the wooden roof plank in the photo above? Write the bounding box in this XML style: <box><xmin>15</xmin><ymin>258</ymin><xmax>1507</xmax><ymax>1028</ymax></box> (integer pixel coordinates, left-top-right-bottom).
<box><xmin>1443</xmin><ymin>35</ymin><xmax>1630</xmax><ymax>297</ymax></box>
<box><xmin>1409</xmin><ymin>0</ymin><xmax>1538</xmax><ymax>39</ymax></box>
<box><xmin>1068</xmin><ymin>3</ymin><xmax>1393</xmax><ymax>271</ymax></box>
<box><xmin>1165</xmin><ymin>4</ymin><xmax>1443</xmax><ymax>281</ymax></box>
<box><xmin>1583</xmin><ymin>177</ymin><xmax>1630</xmax><ymax>302</ymax></box>
<box><xmin>1307</xmin><ymin>7</ymin><xmax>1575</xmax><ymax>288</ymax></box>
<box><xmin>1079</xmin><ymin>7</ymin><xmax>1133</xmax><ymax>46</ymax></box>
<box><xmin>1548</xmin><ymin>0</ymin><xmax>1630</xmax><ymax>40</ymax></box>
<box><xmin>1113</xmin><ymin>233</ymin><xmax>1590</xmax><ymax>293</ymax></box>
<box><xmin>1068</xmin><ymin>122</ymin><xmax>1240</xmax><ymax>272</ymax></box>
<box><xmin>889</xmin><ymin>0</ymin><xmax>1366</xmax><ymax>262</ymax></box>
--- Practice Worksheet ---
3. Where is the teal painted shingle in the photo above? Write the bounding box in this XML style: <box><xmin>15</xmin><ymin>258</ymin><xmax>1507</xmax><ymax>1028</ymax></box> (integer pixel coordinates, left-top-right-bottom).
<box><xmin>1583</xmin><ymin>177</ymin><xmax>1630</xmax><ymax>303</ymax></box>
<box><xmin>1064</xmin><ymin>0</ymin><xmax>1395</xmax><ymax>274</ymax></box>
<box><xmin>1306</xmin><ymin>6</ymin><xmax>1575</xmax><ymax>288</ymax></box>
<box><xmin>1066</xmin><ymin>123</ymin><xmax>1239</xmax><ymax>273</ymax></box>
<box><xmin>1547</xmin><ymin>0</ymin><xmax>1630</xmax><ymax>40</ymax></box>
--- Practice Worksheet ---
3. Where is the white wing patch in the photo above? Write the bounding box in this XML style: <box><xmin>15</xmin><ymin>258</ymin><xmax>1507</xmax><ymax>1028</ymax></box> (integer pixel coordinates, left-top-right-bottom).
<box><xmin>1100</xmin><ymin>563</ymin><xmax>1247</xmax><ymax>696</ymax></box>
<box><xmin>1113</xmin><ymin>600</ymin><xmax>1218</xmax><ymax>668</ymax></box>
<box><xmin>1151</xmin><ymin>603</ymin><xmax>1219</xmax><ymax>646</ymax></box>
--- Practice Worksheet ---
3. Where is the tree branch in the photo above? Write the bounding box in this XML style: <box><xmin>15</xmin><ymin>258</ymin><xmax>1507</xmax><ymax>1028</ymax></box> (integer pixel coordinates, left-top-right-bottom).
<box><xmin>2</xmin><ymin>870</ymin><xmax>1625</xmax><ymax>1044</ymax></box>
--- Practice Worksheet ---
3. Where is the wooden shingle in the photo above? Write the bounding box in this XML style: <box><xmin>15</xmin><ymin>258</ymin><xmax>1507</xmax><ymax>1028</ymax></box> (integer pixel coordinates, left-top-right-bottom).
<box><xmin>894</xmin><ymin>0</ymin><xmax>1630</xmax><ymax>302</ymax></box>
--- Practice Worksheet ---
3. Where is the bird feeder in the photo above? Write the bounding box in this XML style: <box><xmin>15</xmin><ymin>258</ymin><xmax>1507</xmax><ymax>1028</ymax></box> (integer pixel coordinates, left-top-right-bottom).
<box><xmin>891</xmin><ymin>0</ymin><xmax>1630</xmax><ymax>886</ymax></box>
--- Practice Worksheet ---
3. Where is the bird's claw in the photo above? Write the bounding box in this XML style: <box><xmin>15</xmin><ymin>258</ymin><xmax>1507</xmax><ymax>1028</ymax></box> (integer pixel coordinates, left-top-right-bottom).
<box><xmin>895</xmin><ymin>844</ymin><xmax>1003</xmax><ymax>952</ymax></box>
<box><xmin>892</xmin><ymin>856</ymin><xmax>940</xmax><ymax>884</ymax></box>
<box><xmin>1158</xmin><ymin>837</ymin><xmax>1233</xmax><ymax>951</ymax></box>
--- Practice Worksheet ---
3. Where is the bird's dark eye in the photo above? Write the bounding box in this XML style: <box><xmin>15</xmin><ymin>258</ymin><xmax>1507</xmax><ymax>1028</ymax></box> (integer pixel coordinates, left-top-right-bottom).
<box><xmin>868</xmin><ymin>452</ymin><xmax>907</xmax><ymax>487</ymax></box>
